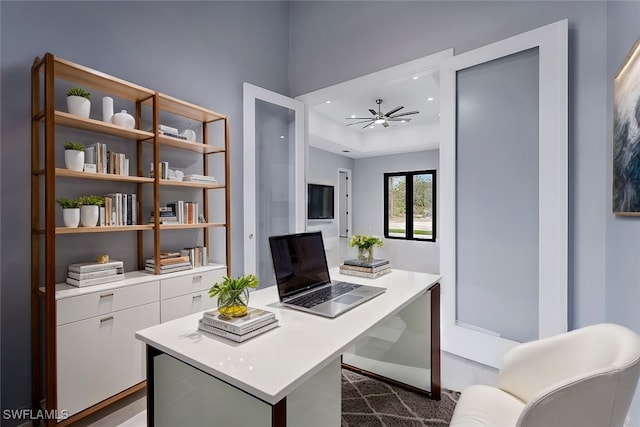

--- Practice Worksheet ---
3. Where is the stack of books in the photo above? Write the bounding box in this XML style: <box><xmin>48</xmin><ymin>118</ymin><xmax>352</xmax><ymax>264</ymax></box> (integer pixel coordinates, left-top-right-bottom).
<box><xmin>183</xmin><ymin>174</ymin><xmax>217</xmax><ymax>184</ymax></box>
<box><xmin>145</xmin><ymin>252</ymin><xmax>192</xmax><ymax>274</ymax></box>
<box><xmin>149</xmin><ymin>201</ymin><xmax>199</xmax><ymax>224</ymax></box>
<box><xmin>66</xmin><ymin>260</ymin><xmax>125</xmax><ymax>287</ymax></box>
<box><xmin>181</xmin><ymin>246</ymin><xmax>208</xmax><ymax>268</ymax></box>
<box><xmin>198</xmin><ymin>307</ymin><xmax>278</xmax><ymax>342</ymax></box>
<box><xmin>339</xmin><ymin>258</ymin><xmax>391</xmax><ymax>279</ymax></box>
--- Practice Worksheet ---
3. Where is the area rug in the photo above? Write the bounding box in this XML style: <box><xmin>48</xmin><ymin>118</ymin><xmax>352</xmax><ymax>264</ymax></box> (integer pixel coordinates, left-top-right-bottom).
<box><xmin>342</xmin><ymin>369</ymin><xmax>460</xmax><ymax>427</ymax></box>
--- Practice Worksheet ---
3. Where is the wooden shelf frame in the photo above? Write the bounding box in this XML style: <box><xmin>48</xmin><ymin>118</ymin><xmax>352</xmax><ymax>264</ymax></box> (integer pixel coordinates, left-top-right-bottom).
<box><xmin>31</xmin><ymin>52</ymin><xmax>231</xmax><ymax>426</ymax></box>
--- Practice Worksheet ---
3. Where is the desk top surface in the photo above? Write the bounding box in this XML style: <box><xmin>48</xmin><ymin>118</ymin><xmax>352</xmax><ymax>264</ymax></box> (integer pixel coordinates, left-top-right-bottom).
<box><xmin>135</xmin><ymin>268</ymin><xmax>441</xmax><ymax>404</ymax></box>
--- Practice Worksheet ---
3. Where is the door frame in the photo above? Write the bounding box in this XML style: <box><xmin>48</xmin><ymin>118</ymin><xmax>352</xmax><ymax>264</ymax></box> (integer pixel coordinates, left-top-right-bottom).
<box><xmin>242</xmin><ymin>83</ymin><xmax>306</xmax><ymax>275</ymax></box>
<box><xmin>440</xmin><ymin>20</ymin><xmax>568</xmax><ymax>368</ymax></box>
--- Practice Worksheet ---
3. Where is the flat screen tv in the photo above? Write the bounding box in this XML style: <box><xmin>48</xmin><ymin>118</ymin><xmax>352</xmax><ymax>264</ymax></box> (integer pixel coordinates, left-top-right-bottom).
<box><xmin>307</xmin><ymin>183</ymin><xmax>334</xmax><ymax>219</ymax></box>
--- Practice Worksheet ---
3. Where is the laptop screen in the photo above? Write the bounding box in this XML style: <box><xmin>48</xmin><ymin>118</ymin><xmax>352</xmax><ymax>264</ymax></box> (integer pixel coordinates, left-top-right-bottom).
<box><xmin>268</xmin><ymin>231</ymin><xmax>331</xmax><ymax>299</ymax></box>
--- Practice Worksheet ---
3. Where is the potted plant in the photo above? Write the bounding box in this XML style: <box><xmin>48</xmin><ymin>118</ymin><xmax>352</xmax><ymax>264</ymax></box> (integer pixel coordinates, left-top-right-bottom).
<box><xmin>66</xmin><ymin>87</ymin><xmax>91</xmax><ymax>118</ymax></box>
<box><xmin>63</xmin><ymin>141</ymin><xmax>85</xmax><ymax>171</ymax></box>
<box><xmin>78</xmin><ymin>195</ymin><xmax>104</xmax><ymax>227</ymax></box>
<box><xmin>208</xmin><ymin>274</ymin><xmax>259</xmax><ymax>318</ymax></box>
<box><xmin>349</xmin><ymin>234</ymin><xmax>383</xmax><ymax>263</ymax></box>
<box><xmin>57</xmin><ymin>197</ymin><xmax>81</xmax><ymax>228</ymax></box>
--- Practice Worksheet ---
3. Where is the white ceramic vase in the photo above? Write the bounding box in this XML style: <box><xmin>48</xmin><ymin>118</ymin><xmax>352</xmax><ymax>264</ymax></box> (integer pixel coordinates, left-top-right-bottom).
<box><xmin>64</xmin><ymin>149</ymin><xmax>85</xmax><ymax>171</ymax></box>
<box><xmin>80</xmin><ymin>205</ymin><xmax>99</xmax><ymax>227</ymax></box>
<box><xmin>66</xmin><ymin>95</ymin><xmax>91</xmax><ymax>119</ymax></box>
<box><xmin>63</xmin><ymin>208</ymin><xmax>80</xmax><ymax>228</ymax></box>
<box><xmin>112</xmin><ymin>110</ymin><xmax>135</xmax><ymax>129</ymax></box>
<box><xmin>102</xmin><ymin>96</ymin><xmax>114</xmax><ymax>123</ymax></box>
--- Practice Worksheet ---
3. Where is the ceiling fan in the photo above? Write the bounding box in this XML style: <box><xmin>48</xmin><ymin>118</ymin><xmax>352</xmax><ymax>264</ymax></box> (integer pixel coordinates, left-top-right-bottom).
<box><xmin>345</xmin><ymin>98</ymin><xmax>419</xmax><ymax>129</ymax></box>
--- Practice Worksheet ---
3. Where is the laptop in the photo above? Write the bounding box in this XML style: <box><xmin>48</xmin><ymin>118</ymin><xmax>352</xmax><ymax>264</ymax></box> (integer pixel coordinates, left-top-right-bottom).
<box><xmin>268</xmin><ymin>231</ymin><xmax>386</xmax><ymax>318</ymax></box>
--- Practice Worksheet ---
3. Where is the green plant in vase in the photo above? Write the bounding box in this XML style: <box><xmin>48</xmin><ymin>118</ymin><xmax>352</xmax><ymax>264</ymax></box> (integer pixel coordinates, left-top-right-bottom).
<box><xmin>349</xmin><ymin>234</ymin><xmax>383</xmax><ymax>263</ymax></box>
<box><xmin>208</xmin><ymin>274</ymin><xmax>259</xmax><ymax>318</ymax></box>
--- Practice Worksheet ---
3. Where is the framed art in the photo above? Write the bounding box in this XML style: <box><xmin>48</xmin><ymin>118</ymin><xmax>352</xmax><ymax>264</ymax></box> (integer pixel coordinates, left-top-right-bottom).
<box><xmin>614</xmin><ymin>37</ymin><xmax>640</xmax><ymax>215</ymax></box>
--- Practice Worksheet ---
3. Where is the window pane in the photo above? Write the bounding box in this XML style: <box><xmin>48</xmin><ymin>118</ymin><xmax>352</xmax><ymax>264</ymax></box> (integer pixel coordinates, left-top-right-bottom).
<box><xmin>388</xmin><ymin>175</ymin><xmax>406</xmax><ymax>238</ymax></box>
<box><xmin>413</xmin><ymin>173</ymin><xmax>433</xmax><ymax>240</ymax></box>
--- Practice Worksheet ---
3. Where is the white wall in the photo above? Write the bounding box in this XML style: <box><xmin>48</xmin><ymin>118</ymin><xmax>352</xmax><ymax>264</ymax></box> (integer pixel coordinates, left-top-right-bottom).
<box><xmin>352</xmin><ymin>150</ymin><xmax>439</xmax><ymax>273</ymax></box>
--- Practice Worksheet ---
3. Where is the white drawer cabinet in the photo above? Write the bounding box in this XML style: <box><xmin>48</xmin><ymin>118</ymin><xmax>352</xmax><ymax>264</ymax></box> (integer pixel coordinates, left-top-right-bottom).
<box><xmin>160</xmin><ymin>268</ymin><xmax>225</xmax><ymax>300</ymax></box>
<box><xmin>57</xmin><ymin>301</ymin><xmax>159</xmax><ymax>416</ymax></box>
<box><xmin>160</xmin><ymin>289</ymin><xmax>217</xmax><ymax>323</ymax></box>
<box><xmin>57</xmin><ymin>281</ymin><xmax>159</xmax><ymax>326</ymax></box>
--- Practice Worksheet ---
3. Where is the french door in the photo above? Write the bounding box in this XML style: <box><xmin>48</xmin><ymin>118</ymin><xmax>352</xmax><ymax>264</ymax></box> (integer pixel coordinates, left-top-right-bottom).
<box><xmin>440</xmin><ymin>20</ymin><xmax>568</xmax><ymax>368</ymax></box>
<box><xmin>243</xmin><ymin>83</ymin><xmax>306</xmax><ymax>287</ymax></box>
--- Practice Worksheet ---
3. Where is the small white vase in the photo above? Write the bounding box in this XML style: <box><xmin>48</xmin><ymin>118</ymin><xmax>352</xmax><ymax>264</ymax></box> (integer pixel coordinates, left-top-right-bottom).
<box><xmin>112</xmin><ymin>110</ymin><xmax>135</xmax><ymax>129</ymax></box>
<box><xmin>80</xmin><ymin>205</ymin><xmax>99</xmax><ymax>227</ymax></box>
<box><xmin>67</xmin><ymin>95</ymin><xmax>91</xmax><ymax>119</ymax></box>
<box><xmin>63</xmin><ymin>208</ymin><xmax>80</xmax><ymax>228</ymax></box>
<box><xmin>64</xmin><ymin>149</ymin><xmax>85</xmax><ymax>171</ymax></box>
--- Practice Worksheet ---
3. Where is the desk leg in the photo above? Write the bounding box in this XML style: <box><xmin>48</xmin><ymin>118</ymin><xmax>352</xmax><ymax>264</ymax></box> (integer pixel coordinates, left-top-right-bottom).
<box><xmin>343</xmin><ymin>284</ymin><xmax>441</xmax><ymax>399</ymax></box>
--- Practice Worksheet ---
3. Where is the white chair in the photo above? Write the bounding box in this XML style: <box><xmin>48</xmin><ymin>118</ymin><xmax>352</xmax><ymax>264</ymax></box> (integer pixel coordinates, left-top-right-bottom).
<box><xmin>450</xmin><ymin>323</ymin><xmax>640</xmax><ymax>427</ymax></box>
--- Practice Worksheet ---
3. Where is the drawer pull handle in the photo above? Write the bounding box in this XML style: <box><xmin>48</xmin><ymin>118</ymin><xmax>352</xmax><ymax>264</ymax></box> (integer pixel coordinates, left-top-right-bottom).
<box><xmin>192</xmin><ymin>295</ymin><xmax>202</xmax><ymax>300</ymax></box>
<box><xmin>100</xmin><ymin>293</ymin><xmax>114</xmax><ymax>299</ymax></box>
<box><xmin>100</xmin><ymin>316</ymin><xmax>114</xmax><ymax>323</ymax></box>
<box><xmin>192</xmin><ymin>275</ymin><xmax>202</xmax><ymax>281</ymax></box>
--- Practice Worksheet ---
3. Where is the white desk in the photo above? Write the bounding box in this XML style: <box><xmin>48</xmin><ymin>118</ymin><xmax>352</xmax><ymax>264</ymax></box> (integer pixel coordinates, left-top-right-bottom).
<box><xmin>136</xmin><ymin>269</ymin><xmax>441</xmax><ymax>427</ymax></box>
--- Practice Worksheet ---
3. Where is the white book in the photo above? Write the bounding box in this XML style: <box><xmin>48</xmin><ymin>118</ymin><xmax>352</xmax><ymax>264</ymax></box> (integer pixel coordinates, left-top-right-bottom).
<box><xmin>67</xmin><ymin>268</ymin><xmax>119</xmax><ymax>280</ymax></box>
<box><xmin>198</xmin><ymin>319</ymin><xmax>279</xmax><ymax>342</ymax></box>
<box><xmin>66</xmin><ymin>273</ymin><xmax>125</xmax><ymax>287</ymax></box>
<box><xmin>145</xmin><ymin>265</ymin><xmax>192</xmax><ymax>274</ymax></box>
<box><xmin>68</xmin><ymin>260</ymin><xmax>124</xmax><ymax>273</ymax></box>
<box><xmin>202</xmin><ymin>316</ymin><xmax>276</xmax><ymax>335</ymax></box>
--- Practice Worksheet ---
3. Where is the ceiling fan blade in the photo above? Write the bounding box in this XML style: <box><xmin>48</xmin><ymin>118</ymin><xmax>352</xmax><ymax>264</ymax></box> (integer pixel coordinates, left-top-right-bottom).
<box><xmin>389</xmin><ymin>110</ymin><xmax>419</xmax><ymax>118</ymax></box>
<box><xmin>382</xmin><ymin>121</ymin><xmax>389</xmax><ymax>128</ymax></box>
<box><xmin>386</xmin><ymin>118</ymin><xmax>412</xmax><ymax>121</ymax></box>
<box><xmin>346</xmin><ymin>120</ymin><xmax>374</xmax><ymax>126</ymax></box>
<box><xmin>368</xmin><ymin>109</ymin><xmax>377</xmax><ymax>116</ymax></box>
<box><xmin>345</xmin><ymin>117</ymin><xmax>375</xmax><ymax>120</ymax></box>
<box><xmin>362</xmin><ymin>122</ymin><xmax>375</xmax><ymax>129</ymax></box>
<box><xmin>384</xmin><ymin>106</ymin><xmax>404</xmax><ymax>117</ymax></box>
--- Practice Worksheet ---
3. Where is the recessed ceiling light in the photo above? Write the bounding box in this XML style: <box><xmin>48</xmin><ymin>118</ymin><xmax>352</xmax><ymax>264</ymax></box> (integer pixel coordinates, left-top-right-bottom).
<box><xmin>401</xmin><ymin>120</ymin><xmax>406</xmax><ymax>123</ymax></box>
<box><xmin>280</xmin><ymin>135</ymin><xmax>285</xmax><ymax>139</ymax></box>
<box><xmin>351</xmin><ymin>115</ymin><xmax>356</xmax><ymax>118</ymax></box>
<box><xmin>370</xmin><ymin>126</ymin><xmax>375</xmax><ymax>129</ymax></box>
<box><xmin>427</xmin><ymin>97</ymin><xmax>434</xmax><ymax>101</ymax></box>
<box><xmin>326</xmin><ymin>100</ymin><xmax>331</xmax><ymax>104</ymax></box>
<box><xmin>413</xmin><ymin>76</ymin><xmax>419</xmax><ymax>80</ymax></box>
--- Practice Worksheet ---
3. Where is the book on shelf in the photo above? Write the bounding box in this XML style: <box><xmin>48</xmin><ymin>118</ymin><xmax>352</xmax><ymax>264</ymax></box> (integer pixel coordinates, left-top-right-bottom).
<box><xmin>145</xmin><ymin>255</ymin><xmax>190</xmax><ymax>266</ymax></box>
<box><xmin>67</xmin><ymin>268</ymin><xmax>120</xmax><ymax>280</ymax></box>
<box><xmin>144</xmin><ymin>264</ymin><xmax>193</xmax><ymax>274</ymax></box>
<box><xmin>202</xmin><ymin>307</ymin><xmax>276</xmax><ymax>335</ymax></box>
<box><xmin>338</xmin><ymin>268</ymin><xmax>391</xmax><ymax>279</ymax></box>
<box><xmin>145</xmin><ymin>261</ymin><xmax>192</xmax><ymax>269</ymax></box>
<box><xmin>183</xmin><ymin>174</ymin><xmax>217</xmax><ymax>183</ymax></box>
<box><xmin>159</xmin><ymin>251</ymin><xmax>182</xmax><ymax>259</ymax></box>
<box><xmin>68</xmin><ymin>260</ymin><xmax>124</xmax><ymax>273</ymax></box>
<box><xmin>181</xmin><ymin>246</ymin><xmax>208</xmax><ymax>267</ymax></box>
<box><xmin>198</xmin><ymin>318</ymin><xmax>279</xmax><ymax>343</ymax></box>
<box><xmin>339</xmin><ymin>263</ymin><xmax>391</xmax><ymax>274</ymax></box>
<box><xmin>342</xmin><ymin>258</ymin><xmax>390</xmax><ymax>268</ymax></box>
<box><xmin>66</xmin><ymin>273</ymin><xmax>125</xmax><ymax>287</ymax></box>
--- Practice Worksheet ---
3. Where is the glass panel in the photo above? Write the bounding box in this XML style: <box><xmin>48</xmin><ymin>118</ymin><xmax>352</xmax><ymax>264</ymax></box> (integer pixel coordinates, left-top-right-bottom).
<box><xmin>388</xmin><ymin>175</ymin><xmax>406</xmax><ymax>238</ymax></box>
<box><xmin>456</xmin><ymin>48</ymin><xmax>539</xmax><ymax>343</ymax></box>
<box><xmin>413</xmin><ymin>173</ymin><xmax>433</xmax><ymax>240</ymax></box>
<box><xmin>255</xmin><ymin>99</ymin><xmax>296</xmax><ymax>288</ymax></box>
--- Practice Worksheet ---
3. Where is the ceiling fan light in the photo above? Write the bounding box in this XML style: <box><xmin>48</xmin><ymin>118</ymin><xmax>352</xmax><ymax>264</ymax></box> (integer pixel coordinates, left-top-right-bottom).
<box><xmin>374</xmin><ymin>118</ymin><xmax>385</xmax><ymax>124</ymax></box>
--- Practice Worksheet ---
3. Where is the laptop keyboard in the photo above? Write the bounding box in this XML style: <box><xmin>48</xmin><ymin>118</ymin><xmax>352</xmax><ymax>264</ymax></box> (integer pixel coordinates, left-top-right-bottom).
<box><xmin>287</xmin><ymin>282</ymin><xmax>359</xmax><ymax>308</ymax></box>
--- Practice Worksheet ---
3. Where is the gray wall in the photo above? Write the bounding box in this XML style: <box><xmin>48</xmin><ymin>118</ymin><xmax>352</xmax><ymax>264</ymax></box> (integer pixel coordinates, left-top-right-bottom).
<box><xmin>606</xmin><ymin>1</ymin><xmax>640</xmax><ymax>422</ymax></box>
<box><xmin>352</xmin><ymin>150</ymin><xmax>439</xmax><ymax>273</ymax></box>
<box><xmin>290</xmin><ymin>0</ymin><xmax>609</xmax><ymax>337</ymax></box>
<box><xmin>1</xmin><ymin>0</ymin><xmax>289</xmax><ymax>418</ymax></box>
<box><xmin>307</xmin><ymin>146</ymin><xmax>354</xmax><ymax>266</ymax></box>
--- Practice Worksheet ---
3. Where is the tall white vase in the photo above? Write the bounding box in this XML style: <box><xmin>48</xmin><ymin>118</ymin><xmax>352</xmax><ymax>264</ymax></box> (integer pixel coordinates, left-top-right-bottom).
<box><xmin>63</xmin><ymin>208</ymin><xmax>80</xmax><ymax>228</ymax></box>
<box><xmin>102</xmin><ymin>96</ymin><xmax>114</xmax><ymax>123</ymax></box>
<box><xmin>67</xmin><ymin>96</ymin><xmax>91</xmax><ymax>119</ymax></box>
<box><xmin>80</xmin><ymin>205</ymin><xmax>99</xmax><ymax>227</ymax></box>
<box><xmin>64</xmin><ymin>149</ymin><xmax>85</xmax><ymax>171</ymax></box>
